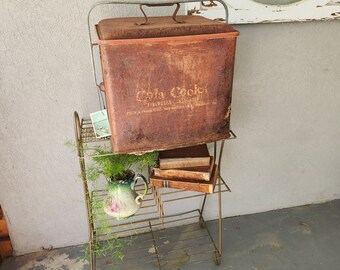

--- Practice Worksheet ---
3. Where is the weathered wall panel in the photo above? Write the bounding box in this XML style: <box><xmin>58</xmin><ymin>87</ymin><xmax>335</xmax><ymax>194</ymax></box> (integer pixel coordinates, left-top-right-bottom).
<box><xmin>187</xmin><ymin>0</ymin><xmax>340</xmax><ymax>23</ymax></box>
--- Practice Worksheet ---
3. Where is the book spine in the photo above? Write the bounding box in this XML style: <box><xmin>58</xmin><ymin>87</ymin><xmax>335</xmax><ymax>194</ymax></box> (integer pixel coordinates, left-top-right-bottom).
<box><xmin>153</xmin><ymin>169</ymin><xmax>209</xmax><ymax>181</ymax></box>
<box><xmin>160</xmin><ymin>158</ymin><xmax>210</xmax><ymax>170</ymax></box>
<box><xmin>150</xmin><ymin>179</ymin><xmax>211</xmax><ymax>193</ymax></box>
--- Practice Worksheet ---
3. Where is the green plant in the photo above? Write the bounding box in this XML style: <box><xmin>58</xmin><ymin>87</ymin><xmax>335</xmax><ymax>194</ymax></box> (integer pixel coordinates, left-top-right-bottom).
<box><xmin>66</xmin><ymin>141</ymin><xmax>157</xmax><ymax>267</ymax></box>
<box><xmin>65</xmin><ymin>140</ymin><xmax>157</xmax><ymax>183</ymax></box>
<box><xmin>82</xmin><ymin>195</ymin><xmax>135</xmax><ymax>266</ymax></box>
<box><xmin>88</xmin><ymin>149</ymin><xmax>157</xmax><ymax>183</ymax></box>
<box><xmin>88</xmin><ymin>150</ymin><xmax>156</xmax><ymax>267</ymax></box>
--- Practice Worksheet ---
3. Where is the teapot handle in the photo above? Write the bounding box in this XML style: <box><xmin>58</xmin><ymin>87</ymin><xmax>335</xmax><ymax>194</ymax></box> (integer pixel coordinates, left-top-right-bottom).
<box><xmin>133</xmin><ymin>174</ymin><xmax>148</xmax><ymax>205</ymax></box>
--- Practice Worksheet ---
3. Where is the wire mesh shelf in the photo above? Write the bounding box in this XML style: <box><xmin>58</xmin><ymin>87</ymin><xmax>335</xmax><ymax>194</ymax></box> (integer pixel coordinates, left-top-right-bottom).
<box><xmin>92</xmin><ymin>210</ymin><xmax>219</xmax><ymax>270</ymax></box>
<box><xmin>90</xmin><ymin>184</ymin><xmax>162</xmax><ymax>240</ymax></box>
<box><xmin>74</xmin><ymin>111</ymin><xmax>235</xmax><ymax>269</ymax></box>
<box><xmin>76</xmin><ymin>116</ymin><xmax>236</xmax><ymax>159</ymax></box>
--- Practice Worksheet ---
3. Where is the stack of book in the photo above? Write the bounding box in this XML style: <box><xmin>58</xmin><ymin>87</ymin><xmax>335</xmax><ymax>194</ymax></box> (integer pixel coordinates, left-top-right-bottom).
<box><xmin>150</xmin><ymin>144</ymin><xmax>217</xmax><ymax>194</ymax></box>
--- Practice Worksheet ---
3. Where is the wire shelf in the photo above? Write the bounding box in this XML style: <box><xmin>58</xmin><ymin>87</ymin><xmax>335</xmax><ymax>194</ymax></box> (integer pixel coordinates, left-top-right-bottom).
<box><xmin>90</xmin><ymin>184</ymin><xmax>163</xmax><ymax>240</ymax></box>
<box><xmin>76</xmin><ymin>117</ymin><xmax>236</xmax><ymax>159</ymax></box>
<box><xmin>74</xmin><ymin>111</ymin><xmax>235</xmax><ymax>269</ymax></box>
<box><xmin>93</xmin><ymin>210</ymin><xmax>218</xmax><ymax>270</ymax></box>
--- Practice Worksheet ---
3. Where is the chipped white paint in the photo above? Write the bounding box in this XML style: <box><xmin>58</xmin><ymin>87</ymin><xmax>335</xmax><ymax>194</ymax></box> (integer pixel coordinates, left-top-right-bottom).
<box><xmin>17</xmin><ymin>250</ymin><xmax>87</xmax><ymax>270</ymax></box>
<box><xmin>186</xmin><ymin>0</ymin><xmax>340</xmax><ymax>23</ymax></box>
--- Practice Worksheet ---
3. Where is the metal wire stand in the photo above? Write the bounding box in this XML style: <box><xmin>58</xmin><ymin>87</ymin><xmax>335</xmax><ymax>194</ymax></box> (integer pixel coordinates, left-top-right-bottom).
<box><xmin>73</xmin><ymin>111</ymin><xmax>236</xmax><ymax>269</ymax></box>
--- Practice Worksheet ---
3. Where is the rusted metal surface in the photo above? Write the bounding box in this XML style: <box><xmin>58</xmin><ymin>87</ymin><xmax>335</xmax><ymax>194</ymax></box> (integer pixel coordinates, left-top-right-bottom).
<box><xmin>96</xmin><ymin>16</ymin><xmax>239</xmax><ymax>153</ymax></box>
<box><xmin>136</xmin><ymin>3</ymin><xmax>184</xmax><ymax>26</ymax></box>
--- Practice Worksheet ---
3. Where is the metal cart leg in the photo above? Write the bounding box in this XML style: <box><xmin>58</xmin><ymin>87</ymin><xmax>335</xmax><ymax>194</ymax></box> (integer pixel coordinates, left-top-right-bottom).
<box><xmin>199</xmin><ymin>140</ymin><xmax>225</xmax><ymax>264</ymax></box>
<box><xmin>199</xmin><ymin>140</ymin><xmax>218</xmax><ymax>227</ymax></box>
<box><xmin>214</xmin><ymin>173</ymin><xmax>222</xmax><ymax>265</ymax></box>
<box><xmin>215</xmin><ymin>140</ymin><xmax>225</xmax><ymax>265</ymax></box>
<box><xmin>89</xmin><ymin>240</ymin><xmax>95</xmax><ymax>270</ymax></box>
<box><xmin>199</xmin><ymin>194</ymin><xmax>208</xmax><ymax>228</ymax></box>
<box><xmin>74</xmin><ymin>112</ymin><xmax>96</xmax><ymax>270</ymax></box>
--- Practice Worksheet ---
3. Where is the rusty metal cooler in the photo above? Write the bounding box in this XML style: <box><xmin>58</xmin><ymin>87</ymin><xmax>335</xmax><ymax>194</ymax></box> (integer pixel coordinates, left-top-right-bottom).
<box><xmin>92</xmin><ymin>7</ymin><xmax>239</xmax><ymax>153</ymax></box>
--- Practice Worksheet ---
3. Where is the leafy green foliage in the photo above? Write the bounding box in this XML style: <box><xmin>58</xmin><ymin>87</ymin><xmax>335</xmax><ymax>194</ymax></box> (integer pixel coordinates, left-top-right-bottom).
<box><xmin>66</xmin><ymin>140</ymin><xmax>157</xmax><ymax>267</ymax></box>
<box><xmin>65</xmin><ymin>140</ymin><xmax>157</xmax><ymax>183</ymax></box>
<box><xmin>84</xmin><ymin>194</ymin><xmax>136</xmax><ymax>267</ymax></box>
<box><xmin>90</xmin><ymin>149</ymin><xmax>157</xmax><ymax>183</ymax></box>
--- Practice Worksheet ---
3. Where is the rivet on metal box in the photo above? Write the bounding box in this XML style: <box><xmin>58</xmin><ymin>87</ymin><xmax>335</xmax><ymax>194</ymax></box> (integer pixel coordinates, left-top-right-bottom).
<box><xmin>88</xmin><ymin>0</ymin><xmax>239</xmax><ymax>154</ymax></box>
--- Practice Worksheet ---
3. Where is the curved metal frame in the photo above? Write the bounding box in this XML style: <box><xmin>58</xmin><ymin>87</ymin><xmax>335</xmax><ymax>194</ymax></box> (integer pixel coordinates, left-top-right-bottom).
<box><xmin>74</xmin><ymin>112</ymin><xmax>96</xmax><ymax>269</ymax></box>
<box><xmin>74</xmin><ymin>111</ymin><xmax>236</xmax><ymax>269</ymax></box>
<box><xmin>79</xmin><ymin>1</ymin><xmax>233</xmax><ymax>268</ymax></box>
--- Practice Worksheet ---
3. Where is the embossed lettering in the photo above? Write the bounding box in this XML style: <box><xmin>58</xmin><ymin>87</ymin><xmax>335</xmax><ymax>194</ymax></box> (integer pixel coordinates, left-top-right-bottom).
<box><xmin>136</xmin><ymin>85</ymin><xmax>208</xmax><ymax>104</ymax></box>
<box><xmin>136</xmin><ymin>88</ymin><xmax>165</xmax><ymax>103</ymax></box>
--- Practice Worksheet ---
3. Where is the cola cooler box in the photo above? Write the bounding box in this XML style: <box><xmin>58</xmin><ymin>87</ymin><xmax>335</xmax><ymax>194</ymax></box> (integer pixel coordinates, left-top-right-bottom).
<box><xmin>94</xmin><ymin>14</ymin><xmax>239</xmax><ymax>153</ymax></box>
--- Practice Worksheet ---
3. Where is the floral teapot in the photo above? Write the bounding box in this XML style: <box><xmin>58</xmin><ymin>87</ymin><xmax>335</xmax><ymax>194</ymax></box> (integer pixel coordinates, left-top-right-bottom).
<box><xmin>103</xmin><ymin>171</ymin><xmax>148</xmax><ymax>219</ymax></box>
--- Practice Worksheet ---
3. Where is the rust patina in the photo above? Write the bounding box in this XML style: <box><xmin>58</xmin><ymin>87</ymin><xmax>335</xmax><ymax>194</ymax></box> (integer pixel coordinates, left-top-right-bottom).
<box><xmin>96</xmin><ymin>16</ymin><xmax>239</xmax><ymax>153</ymax></box>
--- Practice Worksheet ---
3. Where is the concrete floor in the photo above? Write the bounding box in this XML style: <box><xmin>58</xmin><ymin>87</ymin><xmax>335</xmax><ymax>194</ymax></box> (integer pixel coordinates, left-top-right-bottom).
<box><xmin>1</xmin><ymin>199</ymin><xmax>340</xmax><ymax>270</ymax></box>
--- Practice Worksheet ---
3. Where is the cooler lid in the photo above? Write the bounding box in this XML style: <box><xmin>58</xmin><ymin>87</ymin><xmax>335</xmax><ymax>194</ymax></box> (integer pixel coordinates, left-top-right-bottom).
<box><xmin>96</xmin><ymin>15</ymin><xmax>239</xmax><ymax>40</ymax></box>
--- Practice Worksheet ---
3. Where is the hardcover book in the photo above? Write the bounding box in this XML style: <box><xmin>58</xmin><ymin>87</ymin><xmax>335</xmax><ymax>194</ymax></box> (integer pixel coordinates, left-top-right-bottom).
<box><xmin>154</xmin><ymin>156</ymin><xmax>214</xmax><ymax>181</ymax></box>
<box><xmin>159</xmin><ymin>144</ymin><xmax>210</xmax><ymax>169</ymax></box>
<box><xmin>150</xmin><ymin>165</ymin><xmax>218</xmax><ymax>194</ymax></box>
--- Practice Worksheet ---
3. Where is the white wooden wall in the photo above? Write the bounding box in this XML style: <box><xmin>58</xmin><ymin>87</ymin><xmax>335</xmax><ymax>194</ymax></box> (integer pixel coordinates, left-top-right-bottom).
<box><xmin>186</xmin><ymin>0</ymin><xmax>340</xmax><ymax>23</ymax></box>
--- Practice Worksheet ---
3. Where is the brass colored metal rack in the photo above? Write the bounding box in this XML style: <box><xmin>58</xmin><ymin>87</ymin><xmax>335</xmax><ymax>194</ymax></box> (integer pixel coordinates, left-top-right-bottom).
<box><xmin>74</xmin><ymin>111</ymin><xmax>236</xmax><ymax>269</ymax></box>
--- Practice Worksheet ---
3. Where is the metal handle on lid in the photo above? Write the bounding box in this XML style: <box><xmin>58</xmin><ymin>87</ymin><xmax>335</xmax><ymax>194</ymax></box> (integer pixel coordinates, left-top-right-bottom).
<box><xmin>87</xmin><ymin>0</ymin><xmax>229</xmax><ymax>106</ymax></box>
<box><xmin>136</xmin><ymin>3</ymin><xmax>185</xmax><ymax>25</ymax></box>
<box><xmin>201</xmin><ymin>0</ymin><xmax>217</xmax><ymax>7</ymax></box>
